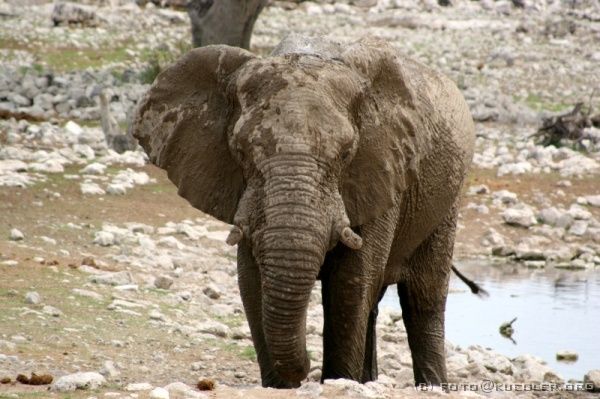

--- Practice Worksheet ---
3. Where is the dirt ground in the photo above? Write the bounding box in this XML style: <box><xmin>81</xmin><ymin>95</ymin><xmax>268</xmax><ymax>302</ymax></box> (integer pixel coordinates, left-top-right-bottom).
<box><xmin>1</xmin><ymin>161</ymin><xmax>599</xmax><ymax>398</ymax></box>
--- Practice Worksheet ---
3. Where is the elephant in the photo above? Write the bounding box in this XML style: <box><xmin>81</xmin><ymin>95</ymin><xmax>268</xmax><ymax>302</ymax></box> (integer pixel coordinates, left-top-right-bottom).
<box><xmin>131</xmin><ymin>35</ymin><xmax>476</xmax><ymax>388</ymax></box>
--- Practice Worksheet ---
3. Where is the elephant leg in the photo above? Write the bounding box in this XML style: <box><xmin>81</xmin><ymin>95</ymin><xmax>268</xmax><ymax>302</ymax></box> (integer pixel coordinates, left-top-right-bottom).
<box><xmin>237</xmin><ymin>241</ymin><xmax>296</xmax><ymax>388</ymax></box>
<box><xmin>397</xmin><ymin>207</ymin><xmax>457</xmax><ymax>386</ymax></box>
<box><xmin>361</xmin><ymin>285</ymin><xmax>388</xmax><ymax>382</ymax></box>
<box><xmin>321</xmin><ymin>213</ymin><xmax>397</xmax><ymax>382</ymax></box>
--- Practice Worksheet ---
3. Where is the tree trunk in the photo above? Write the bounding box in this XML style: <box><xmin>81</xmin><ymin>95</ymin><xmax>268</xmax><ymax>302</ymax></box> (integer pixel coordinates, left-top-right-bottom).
<box><xmin>187</xmin><ymin>0</ymin><xmax>267</xmax><ymax>50</ymax></box>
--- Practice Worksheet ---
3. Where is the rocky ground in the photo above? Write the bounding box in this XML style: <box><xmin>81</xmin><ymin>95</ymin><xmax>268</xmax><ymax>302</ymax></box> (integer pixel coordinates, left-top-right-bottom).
<box><xmin>1</xmin><ymin>0</ymin><xmax>600</xmax><ymax>398</ymax></box>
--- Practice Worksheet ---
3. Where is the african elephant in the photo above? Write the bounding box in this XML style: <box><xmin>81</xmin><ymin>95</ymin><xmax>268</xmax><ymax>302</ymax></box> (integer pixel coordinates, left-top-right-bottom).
<box><xmin>132</xmin><ymin>35</ymin><xmax>475</xmax><ymax>388</ymax></box>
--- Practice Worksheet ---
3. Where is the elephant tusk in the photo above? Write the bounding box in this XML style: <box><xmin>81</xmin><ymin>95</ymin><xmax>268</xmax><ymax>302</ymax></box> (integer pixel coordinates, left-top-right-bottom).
<box><xmin>226</xmin><ymin>226</ymin><xmax>244</xmax><ymax>246</ymax></box>
<box><xmin>339</xmin><ymin>226</ymin><xmax>362</xmax><ymax>250</ymax></box>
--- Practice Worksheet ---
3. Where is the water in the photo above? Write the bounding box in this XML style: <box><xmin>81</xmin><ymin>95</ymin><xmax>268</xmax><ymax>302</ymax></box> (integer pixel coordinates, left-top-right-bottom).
<box><xmin>380</xmin><ymin>260</ymin><xmax>600</xmax><ymax>381</ymax></box>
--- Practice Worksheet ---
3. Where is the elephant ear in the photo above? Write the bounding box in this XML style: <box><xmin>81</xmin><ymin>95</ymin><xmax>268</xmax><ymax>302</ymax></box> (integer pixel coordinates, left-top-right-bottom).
<box><xmin>340</xmin><ymin>37</ymin><xmax>423</xmax><ymax>226</ymax></box>
<box><xmin>131</xmin><ymin>45</ymin><xmax>256</xmax><ymax>224</ymax></box>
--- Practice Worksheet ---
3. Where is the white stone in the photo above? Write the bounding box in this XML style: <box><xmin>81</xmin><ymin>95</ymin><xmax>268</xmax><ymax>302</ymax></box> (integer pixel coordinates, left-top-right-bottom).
<box><xmin>51</xmin><ymin>372</ymin><xmax>105</xmax><ymax>392</ymax></box>
<box><xmin>106</xmin><ymin>183</ymin><xmax>127</xmax><ymax>195</ymax></box>
<box><xmin>125</xmin><ymin>382</ymin><xmax>153</xmax><ymax>391</ymax></box>
<box><xmin>512</xmin><ymin>354</ymin><xmax>562</xmax><ymax>383</ymax></box>
<box><xmin>164</xmin><ymin>382</ymin><xmax>207</xmax><ymax>399</ymax></box>
<box><xmin>497</xmin><ymin>161</ymin><xmax>533</xmax><ymax>176</ymax></box>
<box><xmin>584</xmin><ymin>369</ymin><xmax>600</xmax><ymax>392</ymax></box>
<box><xmin>99</xmin><ymin>360</ymin><xmax>120</xmax><ymax>379</ymax></box>
<box><xmin>72</xmin><ymin>288</ymin><xmax>103</xmax><ymax>300</ymax></box>
<box><xmin>80</xmin><ymin>162</ymin><xmax>106</xmax><ymax>175</ymax></box>
<box><xmin>502</xmin><ymin>205</ymin><xmax>537</xmax><ymax>227</ymax></box>
<box><xmin>25</xmin><ymin>291</ymin><xmax>41</xmax><ymax>304</ymax></box>
<box><xmin>467</xmin><ymin>184</ymin><xmax>490</xmax><ymax>195</ymax></box>
<box><xmin>568</xmin><ymin>220</ymin><xmax>588</xmax><ymax>236</ymax></box>
<box><xmin>585</xmin><ymin>195</ymin><xmax>600</xmax><ymax>208</ymax></box>
<box><xmin>492</xmin><ymin>190</ymin><xmax>518</xmax><ymax>205</ymax></box>
<box><xmin>150</xmin><ymin>387</ymin><xmax>170</xmax><ymax>399</ymax></box>
<box><xmin>196</xmin><ymin>320</ymin><xmax>230</xmax><ymax>338</ymax></box>
<box><xmin>537</xmin><ymin>207</ymin><xmax>563</xmax><ymax>225</ymax></box>
<box><xmin>296</xmin><ymin>381</ymin><xmax>323</xmax><ymax>398</ymax></box>
<box><xmin>43</xmin><ymin>305</ymin><xmax>62</xmax><ymax>317</ymax></box>
<box><xmin>568</xmin><ymin>204</ymin><xmax>592</xmax><ymax>220</ymax></box>
<box><xmin>94</xmin><ymin>231</ymin><xmax>115</xmax><ymax>246</ymax></box>
<box><xmin>9</xmin><ymin>228</ymin><xmax>24</xmax><ymax>241</ymax></box>
<box><xmin>81</xmin><ymin>182</ymin><xmax>106</xmax><ymax>195</ymax></box>
<box><xmin>0</xmin><ymin>160</ymin><xmax>27</xmax><ymax>173</ymax></box>
<box><xmin>65</xmin><ymin>120</ymin><xmax>83</xmax><ymax>136</ymax></box>
<box><xmin>90</xmin><ymin>271</ymin><xmax>133</xmax><ymax>286</ymax></box>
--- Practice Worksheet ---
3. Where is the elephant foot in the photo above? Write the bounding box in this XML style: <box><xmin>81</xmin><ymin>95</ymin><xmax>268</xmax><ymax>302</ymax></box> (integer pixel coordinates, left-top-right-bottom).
<box><xmin>261</xmin><ymin>371</ymin><xmax>299</xmax><ymax>389</ymax></box>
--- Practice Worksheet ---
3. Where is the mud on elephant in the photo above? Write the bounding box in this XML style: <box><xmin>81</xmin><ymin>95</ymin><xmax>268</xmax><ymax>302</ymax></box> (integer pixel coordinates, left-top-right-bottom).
<box><xmin>132</xmin><ymin>35</ymin><xmax>475</xmax><ymax>388</ymax></box>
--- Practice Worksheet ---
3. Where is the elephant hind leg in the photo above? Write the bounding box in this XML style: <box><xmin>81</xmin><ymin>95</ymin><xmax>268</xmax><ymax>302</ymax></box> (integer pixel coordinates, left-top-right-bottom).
<box><xmin>360</xmin><ymin>286</ymin><xmax>388</xmax><ymax>383</ymax></box>
<box><xmin>397</xmin><ymin>207</ymin><xmax>458</xmax><ymax>386</ymax></box>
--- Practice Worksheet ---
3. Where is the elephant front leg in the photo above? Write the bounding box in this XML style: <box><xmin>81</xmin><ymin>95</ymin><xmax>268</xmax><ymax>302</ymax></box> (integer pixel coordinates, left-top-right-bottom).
<box><xmin>397</xmin><ymin>208</ymin><xmax>457</xmax><ymax>386</ymax></box>
<box><xmin>237</xmin><ymin>242</ymin><xmax>296</xmax><ymax>388</ymax></box>
<box><xmin>321</xmin><ymin>217</ymin><xmax>397</xmax><ymax>383</ymax></box>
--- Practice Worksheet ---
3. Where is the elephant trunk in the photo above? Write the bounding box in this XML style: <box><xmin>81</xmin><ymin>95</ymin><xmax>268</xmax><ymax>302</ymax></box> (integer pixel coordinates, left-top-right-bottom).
<box><xmin>258</xmin><ymin>160</ymin><xmax>328</xmax><ymax>383</ymax></box>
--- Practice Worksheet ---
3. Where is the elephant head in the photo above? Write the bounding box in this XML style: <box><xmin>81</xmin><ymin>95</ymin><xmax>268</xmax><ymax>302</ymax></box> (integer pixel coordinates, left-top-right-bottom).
<box><xmin>132</xmin><ymin>37</ymin><xmax>427</xmax><ymax>384</ymax></box>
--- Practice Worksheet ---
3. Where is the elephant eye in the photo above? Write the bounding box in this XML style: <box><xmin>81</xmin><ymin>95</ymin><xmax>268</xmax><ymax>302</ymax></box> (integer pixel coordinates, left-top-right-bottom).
<box><xmin>341</xmin><ymin>149</ymin><xmax>352</xmax><ymax>162</ymax></box>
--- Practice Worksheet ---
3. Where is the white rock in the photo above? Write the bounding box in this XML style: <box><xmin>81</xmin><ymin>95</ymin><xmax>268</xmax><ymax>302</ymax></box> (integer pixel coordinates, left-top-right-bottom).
<box><xmin>150</xmin><ymin>387</ymin><xmax>170</xmax><ymax>399</ymax></box>
<box><xmin>568</xmin><ymin>204</ymin><xmax>592</xmax><ymax>220</ymax></box>
<box><xmin>99</xmin><ymin>360</ymin><xmax>120</xmax><ymax>379</ymax></box>
<box><xmin>40</xmin><ymin>236</ymin><xmax>57</xmax><ymax>245</ymax></box>
<box><xmin>81</xmin><ymin>182</ymin><xmax>106</xmax><ymax>195</ymax></box>
<box><xmin>0</xmin><ymin>160</ymin><xmax>27</xmax><ymax>173</ymax></box>
<box><xmin>149</xmin><ymin>309</ymin><xmax>165</xmax><ymax>321</ymax></box>
<box><xmin>9</xmin><ymin>228</ymin><xmax>24</xmax><ymax>241</ymax></box>
<box><xmin>90</xmin><ymin>271</ymin><xmax>133</xmax><ymax>286</ymax></box>
<box><xmin>164</xmin><ymin>382</ymin><xmax>207</xmax><ymax>399</ymax></box>
<box><xmin>502</xmin><ymin>205</ymin><xmax>537</xmax><ymax>228</ymax></box>
<box><xmin>467</xmin><ymin>184</ymin><xmax>490</xmax><ymax>195</ymax></box>
<box><xmin>568</xmin><ymin>220</ymin><xmax>588</xmax><ymax>236</ymax></box>
<box><xmin>43</xmin><ymin>305</ymin><xmax>62</xmax><ymax>317</ymax></box>
<box><xmin>80</xmin><ymin>162</ymin><xmax>106</xmax><ymax>175</ymax></box>
<box><xmin>94</xmin><ymin>231</ymin><xmax>115</xmax><ymax>246</ymax></box>
<box><xmin>197</xmin><ymin>320</ymin><xmax>230</xmax><ymax>337</ymax></box>
<box><xmin>296</xmin><ymin>381</ymin><xmax>323</xmax><ymax>398</ymax></box>
<box><xmin>25</xmin><ymin>291</ymin><xmax>41</xmax><ymax>304</ymax></box>
<box><xmin>584</xmin><ymin>369</ymin><xmax>600</xmax><ymax>392</ymax></box>
<box><xmin>65</xmin><ymin>120</ymin><xmax>83</xmax><ymax>136</ymax></box>
<box><xmin>512</xmin><ymin>354</ymin><xmax>562</xmax><ymax>383</ymax></box>
<box><xmin>106</xmin><ymin>183</ymin><xmax>127</xmax><ymax>195</ymax></box>
<box><xmin>497</xmin><ymin>161</ymin><xmax>533</xmax><ymax>176</ymax></box>
<box><xmin>125</xmin><ymin>382</ymin><xmax>154</xmax><ymax>391</ymax></box>
<box><xmin>492</xmin><ymin>190</ymin><xmax>518</xmax><ymax>205</ymax></box>
<box><xmin>586</xmin><ymin>195</ymin><xmax>600</xmax><ymax>208</ymax></box>
<box><xmin>51</xmin><ymin>372</ymin><xmax>105</xmax><ymax>392</ymax></box>
<box><xmin>72</xmin><ymin>288</ymin><xmax>103</xmax><ymax>300</ymax></box>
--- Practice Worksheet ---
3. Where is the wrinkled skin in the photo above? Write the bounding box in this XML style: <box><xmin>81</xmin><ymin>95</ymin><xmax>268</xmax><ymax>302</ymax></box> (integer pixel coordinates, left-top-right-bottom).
<box><xmin>132</xmin><ymin>36</ymin><xmax>475</xmax><ymax>388</ymax></box>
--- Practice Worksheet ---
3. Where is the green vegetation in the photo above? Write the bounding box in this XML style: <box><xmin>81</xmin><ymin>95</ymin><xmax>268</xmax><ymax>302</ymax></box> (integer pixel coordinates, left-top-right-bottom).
<box><xmin>240</xmin><ymin>345</ymin><xmax>257</xmax><ymax>362</ymax></box>
<box><xmin>514</xmin><ymin>93</ymin><xmax>571</xmax><ymax>113</ymax></box>
<box><xmin>139</xmin><ymin>40</ymin><xmax>192</xmax><ymax>84</ymax></box>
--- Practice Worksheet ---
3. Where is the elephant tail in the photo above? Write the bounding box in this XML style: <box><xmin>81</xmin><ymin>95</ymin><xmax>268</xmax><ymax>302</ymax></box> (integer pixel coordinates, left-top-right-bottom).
<box><xmin>451</xmin><ymin>265</ymin><xmax>489</xmax><ymax>298</ymax></box>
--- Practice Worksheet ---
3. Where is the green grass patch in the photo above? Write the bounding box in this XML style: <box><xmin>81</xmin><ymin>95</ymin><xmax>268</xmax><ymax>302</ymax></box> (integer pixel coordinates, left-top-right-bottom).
<box><xmin>43</xmin><ymin>46</ymin><xmax>131</xmax><ymax>72</ymax></box>
<box><xmin>514</xmin><ymin>93</ymin><xmax>571</xmax><ymax>113</ymax></box>
<box><xmin>240</xmin><ymin>345</ymin><xmax>257</xmax><ymax>362</ymax></box>
<box><xmin>139</xmin><ymin>40</ymin><xmax>192</xmax><ymax>84</ymax></box>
